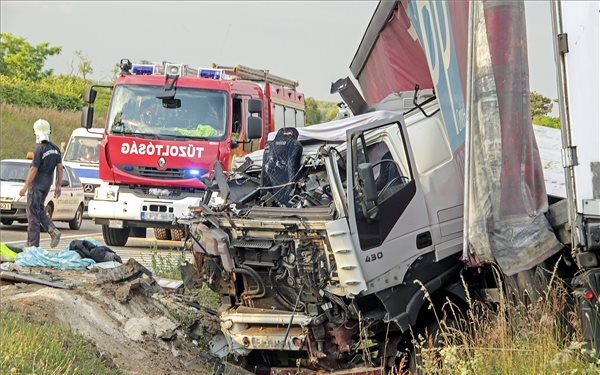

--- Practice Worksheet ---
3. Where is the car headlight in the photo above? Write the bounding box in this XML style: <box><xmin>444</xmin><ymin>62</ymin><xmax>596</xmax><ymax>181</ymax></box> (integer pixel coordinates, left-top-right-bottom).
<box><xmin>94</xmin><ymin>184</ymin><xmax>119</xmax><ymax>201</ymax></box>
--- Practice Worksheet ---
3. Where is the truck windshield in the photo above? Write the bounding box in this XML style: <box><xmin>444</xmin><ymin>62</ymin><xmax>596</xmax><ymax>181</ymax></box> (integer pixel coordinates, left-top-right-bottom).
<box><xmin>107</xmin><ymin>85</ymin><xmax>228</xmax><ymax>141</ymax></box>
<box><xmin>64</xmin><ymin>136</ymin><xmax>101</xmax><ymax>164</ymax></box>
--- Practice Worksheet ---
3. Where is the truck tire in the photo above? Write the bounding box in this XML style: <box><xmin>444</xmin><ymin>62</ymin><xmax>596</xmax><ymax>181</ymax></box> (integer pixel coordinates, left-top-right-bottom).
<box><xmin>102</xmin><ymin>225</ymin><xmax>129</xmax><ymax>246</ymax></box>
<box><xmin>69</xmin><ymin>204</ymin><xmax>84</xmax><ymax>230</ymax></box>
<box><xmin>154</xmin><ymin>227</ymin><xmax>171</xmax><ymax>240</ymax></box>
<box><xmin>1</xmin><ymin>219</ymin><xmax>13</xmax><ymax>226</ymax></box>
<box><xmin>171</xmin><ymin>228</ymin><xmax>185</xmax><ymax>241</ymax></box>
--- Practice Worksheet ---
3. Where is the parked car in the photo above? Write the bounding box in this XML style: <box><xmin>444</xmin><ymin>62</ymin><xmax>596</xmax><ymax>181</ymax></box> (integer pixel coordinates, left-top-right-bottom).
<box><xmin>0</xmin><ymin>159</ymin><xmax>85</xmax><ymax>229</ymax></box>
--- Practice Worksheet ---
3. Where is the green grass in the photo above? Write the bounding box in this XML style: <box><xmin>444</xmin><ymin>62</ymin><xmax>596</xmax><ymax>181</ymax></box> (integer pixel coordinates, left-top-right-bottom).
<box><xmin>0</xmin><ymin>103</ymin><xmax>106</xmax><ymax>160</ymax></box>
<box><xmin>0</xmin><ymin>307</ymin><xmax>122</xmax><ymax>375</ymax></box>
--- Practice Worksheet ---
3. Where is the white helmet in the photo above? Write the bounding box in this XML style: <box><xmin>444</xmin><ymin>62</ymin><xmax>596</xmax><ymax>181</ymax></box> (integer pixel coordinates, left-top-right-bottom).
<box><xmin>33</xmin><ymin>119</ymin><xmax>51</xmax><ymax>143</ymax></box>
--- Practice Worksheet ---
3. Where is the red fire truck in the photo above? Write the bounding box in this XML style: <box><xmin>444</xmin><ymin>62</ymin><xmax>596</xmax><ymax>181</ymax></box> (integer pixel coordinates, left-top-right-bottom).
<box><xmin>83</xmin><ymin>59</ymin><xmax>305</xmax><ymax>246</ymax></box>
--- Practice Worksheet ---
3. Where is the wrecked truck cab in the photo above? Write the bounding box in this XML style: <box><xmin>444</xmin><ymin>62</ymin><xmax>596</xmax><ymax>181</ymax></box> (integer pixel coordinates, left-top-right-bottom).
<box><xmin>183</xmin><ymin>104</ymin><xmax>467</xmax><ymax>371</ymax></box>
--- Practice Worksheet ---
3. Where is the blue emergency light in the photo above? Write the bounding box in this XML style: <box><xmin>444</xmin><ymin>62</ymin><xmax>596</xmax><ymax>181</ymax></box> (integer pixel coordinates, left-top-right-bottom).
<box><xmin>185</xmin><ymin>168</ymin><xmax>206</xmax><ymax>179</ymax></box>
<box><xmin>198</xmin><ymin>68</ymin><xmax>223</xmax><ymax>80</ymax></box>
<box><xmin>131</xmin><ymin>64</ymin><xmax>156</xmax><ymax>75</ymax></box>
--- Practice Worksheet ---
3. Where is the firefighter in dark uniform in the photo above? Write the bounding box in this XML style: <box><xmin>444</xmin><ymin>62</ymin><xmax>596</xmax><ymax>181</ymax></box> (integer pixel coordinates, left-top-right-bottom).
<box><xmin>19</xmin><ymin>119</ymin><xmax>63</xmax><ymax>248</ymax></box>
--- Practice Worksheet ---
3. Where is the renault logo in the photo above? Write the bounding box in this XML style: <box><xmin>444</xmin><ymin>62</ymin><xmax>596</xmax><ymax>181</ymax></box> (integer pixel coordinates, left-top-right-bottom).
<box><xmin>157</xmin><ymin>156</ymin><xmax>166</xmax><ymax>169</ymax></box>
<box><xmin>84</xmin><ymin>184</ymin><xmax>94</xmax><ymax>193</ymax></box>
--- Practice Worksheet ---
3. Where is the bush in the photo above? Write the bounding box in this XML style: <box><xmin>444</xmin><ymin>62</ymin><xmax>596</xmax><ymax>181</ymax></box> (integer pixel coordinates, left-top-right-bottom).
<box><xmin>0</xmin><ymin>75</ymin><xmax>82</xmax><ymax>110</ymax></box>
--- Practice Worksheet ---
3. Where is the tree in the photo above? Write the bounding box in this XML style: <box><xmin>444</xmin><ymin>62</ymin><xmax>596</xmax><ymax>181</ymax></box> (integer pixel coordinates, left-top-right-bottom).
<box><xmin>0</xmin><ymin>33</ymin><xmax>61</xmax><ymax>80</ymax></box>
<box><xmin>74</xmin><ymin>50</ymin><xmax>93</xmax><ymax>80</ymax></box>
<box><xmin>530</xmin><ymin>91</ymin><xmax>553</xmax><ymax>117</ymax></box>
<box><xmin>305</xmin><ymin>97</ymin><xmax>321</xmax><ymax>125</ymax></box>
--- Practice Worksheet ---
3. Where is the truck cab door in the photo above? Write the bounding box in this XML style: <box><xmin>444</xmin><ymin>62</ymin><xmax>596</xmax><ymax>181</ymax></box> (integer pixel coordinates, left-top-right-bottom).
<box><xmin>346</xmin><ymin>118</ymin><xmax>430</xmax><ymax>292</ymax></box>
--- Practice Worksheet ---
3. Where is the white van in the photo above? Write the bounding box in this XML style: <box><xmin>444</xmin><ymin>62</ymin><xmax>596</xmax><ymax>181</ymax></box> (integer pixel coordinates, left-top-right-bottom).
<box><xmin>62</xmin><ymin>128</ymin><xmax>104</xmax><ymax>210</ymax></box>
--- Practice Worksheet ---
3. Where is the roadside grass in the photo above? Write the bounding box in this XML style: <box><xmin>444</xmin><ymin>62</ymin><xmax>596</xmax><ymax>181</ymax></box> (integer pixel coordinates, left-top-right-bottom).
<box><xmin>0</xmin><ymin>307</ymin><xmax>122</xmax><ymax>375</ymax></box>
<box><xmin>401</xmin><ymin>271</ymin><xmax>599</xmax><ymax>375</ymax></box>
<box><xmin>0</xmin><ymin>103</ymin><xmax>106</xmax><ymax>160</ymax></box>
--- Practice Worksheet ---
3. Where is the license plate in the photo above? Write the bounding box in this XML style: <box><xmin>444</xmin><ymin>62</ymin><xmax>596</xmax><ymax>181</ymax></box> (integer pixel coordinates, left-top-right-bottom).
<box><xmin>141</xmin><ymin>212</ymin><xmax>174</xmax><ymax>222</ymax></box>
<box><xmin>0</xmin><ymin>202</ymin><xmax>11</xmax><ymax>210</ymax></box>
<box><xmin>109</xmin><ymin>219</ymin><xmax>124</xmax><ymax>228</ymax></box>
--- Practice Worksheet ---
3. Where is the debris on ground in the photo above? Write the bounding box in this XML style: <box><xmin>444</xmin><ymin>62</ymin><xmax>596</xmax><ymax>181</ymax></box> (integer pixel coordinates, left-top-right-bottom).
<box><xmin>0</xmin><ymin>258</ymin><xmax>220</xmax><ymax>375</ymax></box>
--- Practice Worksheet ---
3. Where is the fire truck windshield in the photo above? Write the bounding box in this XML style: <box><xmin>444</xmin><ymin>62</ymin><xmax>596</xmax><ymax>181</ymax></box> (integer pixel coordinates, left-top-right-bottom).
<box><xmin>107</xmin><ymin>85</ymin><xmax>227</xmax><ymax>140</ymax></box>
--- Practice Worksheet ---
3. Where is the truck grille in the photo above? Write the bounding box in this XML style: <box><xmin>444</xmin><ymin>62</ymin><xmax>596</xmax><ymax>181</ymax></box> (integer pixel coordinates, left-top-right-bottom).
<box><xmin>117</xmin><ymin>165</ymin><xmax>185</xmax><ymax>179</ymax></box>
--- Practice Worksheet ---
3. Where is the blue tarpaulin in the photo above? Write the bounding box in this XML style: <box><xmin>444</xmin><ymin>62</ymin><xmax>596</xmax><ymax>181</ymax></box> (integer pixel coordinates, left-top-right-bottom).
<box><xmin>16</xmin><ymin>246</ymin><xmax>96</xmax><ymax>270</ymax></box>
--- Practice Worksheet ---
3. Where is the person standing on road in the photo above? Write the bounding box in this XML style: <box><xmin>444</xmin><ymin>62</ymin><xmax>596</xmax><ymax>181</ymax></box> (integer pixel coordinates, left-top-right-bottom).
<box><xmin>19</xmin><ymin>119</ymin><xmax>63</xmax><ymax>248</ymax></box>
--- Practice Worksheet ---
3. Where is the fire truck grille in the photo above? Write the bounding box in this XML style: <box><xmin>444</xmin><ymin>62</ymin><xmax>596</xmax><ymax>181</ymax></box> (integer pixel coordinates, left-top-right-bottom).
<box><xmin>117</xmin><ymin>165</ymin><xmax>185</xmax><ymax>179</ymax></box>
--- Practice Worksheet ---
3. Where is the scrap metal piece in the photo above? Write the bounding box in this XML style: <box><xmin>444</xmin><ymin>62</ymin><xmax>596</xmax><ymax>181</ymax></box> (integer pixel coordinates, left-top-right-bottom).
<box><xmin>0</xmin><ymin>270</ymin><xmax>70</xmax><ymax>289</ymax></box>
<box><xmin>94</xmin><ymin>258</ymin><xmax>153</xmax><ymax>284</ymax></box>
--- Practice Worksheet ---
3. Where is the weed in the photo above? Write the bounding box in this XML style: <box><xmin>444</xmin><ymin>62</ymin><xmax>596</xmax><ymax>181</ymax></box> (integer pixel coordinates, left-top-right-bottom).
<box><xmin>147</xmin><ymin>243</ymin><xmax>188</xmax><ymax>280</ymax></box>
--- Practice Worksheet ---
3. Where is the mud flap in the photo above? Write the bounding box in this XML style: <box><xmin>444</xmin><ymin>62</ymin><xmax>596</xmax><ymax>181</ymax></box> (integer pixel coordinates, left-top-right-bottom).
<box><xmin>573</xmin><ymin>269</ymin><xmax>600</xmax><ymax>355</ymax></box>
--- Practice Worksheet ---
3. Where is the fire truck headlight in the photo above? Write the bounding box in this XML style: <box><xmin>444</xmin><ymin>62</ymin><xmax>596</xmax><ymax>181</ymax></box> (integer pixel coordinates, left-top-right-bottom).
<box><xmin>95</xmin><ymin>184</ymin><xmax>119</xmax><ymax>201</ymax></box>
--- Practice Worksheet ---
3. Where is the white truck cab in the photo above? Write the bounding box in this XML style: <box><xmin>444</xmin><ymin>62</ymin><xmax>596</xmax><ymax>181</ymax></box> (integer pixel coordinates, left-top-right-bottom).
<box><xmin>62</xmin><ymin>128</ymin><xmax>103</xmax><ymax>210</ymax></box>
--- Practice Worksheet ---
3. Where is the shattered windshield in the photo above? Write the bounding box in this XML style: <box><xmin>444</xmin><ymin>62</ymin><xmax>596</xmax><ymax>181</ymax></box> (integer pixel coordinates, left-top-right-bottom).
<box><xmin>64</xmin><ymin>136</ymin><xmax>101</xmax><ymax>163</ymax></box>
<box><xmin>107</xmin><ymin>85</ymin><xmax>227</xmax><ymax>140</ymax></box>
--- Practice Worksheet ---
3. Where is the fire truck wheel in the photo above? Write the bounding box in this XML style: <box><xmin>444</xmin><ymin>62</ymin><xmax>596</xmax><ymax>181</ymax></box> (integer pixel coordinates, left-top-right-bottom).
<box><xmin>171</xmin><ymin>228</ymin><xmax>185</xmax><ymax>241</ymax></box>
<box><xmin>154</xmin><ymin>227</ymin><xmax>171</xmax><ymax>241</ymax></box>
<box><xmin>102</xmin><ymin>225</ymin><xmax>129</xmax><ymax>246</ymax></box>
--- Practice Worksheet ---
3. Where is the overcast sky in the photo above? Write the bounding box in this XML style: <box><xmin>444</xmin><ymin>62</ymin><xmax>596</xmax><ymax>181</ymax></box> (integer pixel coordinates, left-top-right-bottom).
<box><xmin>1</xmin><ymin>1</ymin><xmax>557</xmax><ymax>102</ymax></box>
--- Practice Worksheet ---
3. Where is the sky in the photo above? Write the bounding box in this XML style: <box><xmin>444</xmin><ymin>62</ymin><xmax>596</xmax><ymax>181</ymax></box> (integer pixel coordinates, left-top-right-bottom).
<box><xmin>1</xmin><ymin>1</ymin><xmax>557</xmax><ymax>103</ymax></box>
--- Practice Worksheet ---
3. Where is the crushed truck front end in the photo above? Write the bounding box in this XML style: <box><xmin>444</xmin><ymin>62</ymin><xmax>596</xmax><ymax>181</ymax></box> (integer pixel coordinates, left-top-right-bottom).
<box><xmin>183</xmin><ymin>107</ymin><xmax>470</xmax><ymax>373</ymax></box>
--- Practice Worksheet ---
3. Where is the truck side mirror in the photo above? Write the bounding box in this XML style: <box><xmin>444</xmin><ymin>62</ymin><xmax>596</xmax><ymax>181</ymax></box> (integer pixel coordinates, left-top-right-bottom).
<box><xmin>84</xmin><ymin>88</ymin><xmax>97</xmax><ymax>104</ymax></box>
<box><xmin>81</xmin><ymin>105</ymin><xmax>94</xmax><ymax>129</ymax></box>
<box><xmin>247</xmin><ymin>116</ymin><xmax>262</xmax><ymax>139</ymax></box>
<box><xmin>248</xmin><ymin>99</ymin><xmax>262</xmax><ymax>115</ymax></box>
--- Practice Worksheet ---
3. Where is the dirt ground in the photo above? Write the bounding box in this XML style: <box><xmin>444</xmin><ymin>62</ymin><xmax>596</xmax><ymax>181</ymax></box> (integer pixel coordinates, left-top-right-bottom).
<box><xmin>0</xmin><ymin>260</ymin><xmax>222</xmax><ymax>375</ymax></box>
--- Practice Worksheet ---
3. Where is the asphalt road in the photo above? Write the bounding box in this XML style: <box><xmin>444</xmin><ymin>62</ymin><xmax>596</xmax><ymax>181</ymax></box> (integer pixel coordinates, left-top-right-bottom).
<box><xmin>0</xmin><ymin>218</ymin><xmax>192</xmax><ymax>271</ymax></box>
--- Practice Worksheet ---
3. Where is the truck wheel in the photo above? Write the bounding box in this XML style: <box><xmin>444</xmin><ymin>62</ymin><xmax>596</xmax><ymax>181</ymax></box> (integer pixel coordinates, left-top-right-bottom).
<box><xmin>409</xmin><ymin>306</ymin><xmax>466</xmax><ymax>374</ymax></box>
<box><xmin>154</xmin><ymin>227</ymin><xmax>171</xmax><ymax>240</ymax></box>
<box><xmin>102</xmin><ymin>225</ymin><xmax>129</xmax><ymax>246</ymax></box>
<box><xmin>69</xmin><ymin>204</ymin><xmax>84</xmax><ymax>230</ymax></box>
<box><xmin>409</xmin><ymin>321</ymin><xmax>445</xmax><ymax>375</ymax></box>
<box><xmin>1</xmin><ymin>219</ymin><xmax>13</xmax><ymax>226</ymax></box>
<box><xmin>171</xmin><ymin>228</ymin><xmax>185</xmax><ymax>241</ymax></box>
